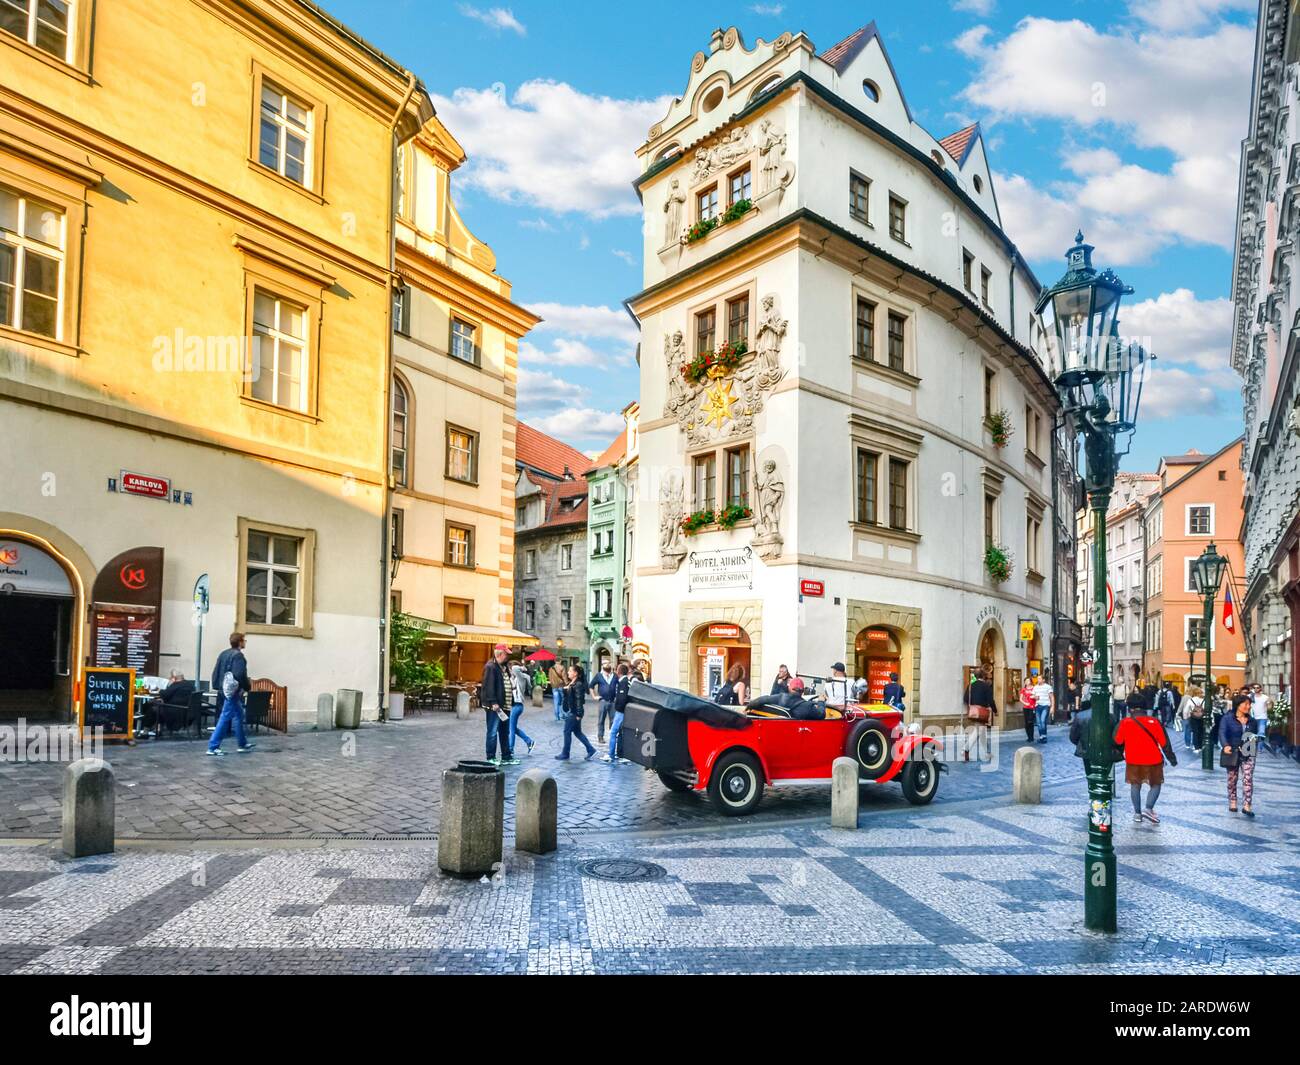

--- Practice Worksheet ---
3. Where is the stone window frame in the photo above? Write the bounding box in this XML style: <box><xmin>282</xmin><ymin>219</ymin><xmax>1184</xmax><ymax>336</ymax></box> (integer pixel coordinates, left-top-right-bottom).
<box><xmin>0</xmin><ymin>152</ymin><xmax>93</xmax><ymax>359</ymax></box>
<box><xmin>1185</xmin><ymin>502</ymin><xmax>1215</xmax><ymax>537</ymax></box>
<box><xmin>849</xmin><ymin>169</ymin><xmax>872</xmax><ymax>226</ymax></box>
<box><xmin>235</xmin><ymin>517</ymin><xmax>316</xmax><ymax>639</ymax></box>
<box><xmin>445</xmin><ymin>423</ymin><xmax>479</xmax><ymax>485</ymax></box>
<box><xmin>1025</xmin><ymin>491</ymin><xmax>1048</xmax><ymax>582</ymax></box>
<box><xmin>248</xmin><ymin>62</ymin><xmax>328</xmax><ymax>203</ymax></box>
<box><xmin>0</xmin><ymin>0</ymin><xmax>94</xmax><ymax>82</ymax></box>
<box><xmin>445</xmin><ymin>521</ymin><xmax>475</xmax><ymax>569</ymax></box>
<box><xmin>686</xmin><ymin>437</ymin><xmax>756</xmax><ymax>526</ymax></box>
<box><xmin>237</xmin><ymin>238</ymin><xmax>329</xmax><ymax>422</ymax></box>
<box><xmin>848</xmin><ymin>413</ymin><xmax>922</xmax><ymax>543</ymax></box>
<box><xmin>390</xmin><ymin>372</ymin><xmax>413</xmax><ymax>487</ymax></box>
<box><xmin>848</xmin><ymin>282</ymin><xmax>919</xmax><ymax>385</ymax></box>
<box><xmin>982</xmin><ymin>465</ymin><xmax>1006</xmax><ymax>555</ymax></box>
<box><xmin>444</xmin><ymin>597</ymin><xmax>473</xmax><ymax>625</ymax></box>
<box><xmin>688</xmin><ymin>278</ymin><xmax>758</xmax><ymax>357</ymax></box>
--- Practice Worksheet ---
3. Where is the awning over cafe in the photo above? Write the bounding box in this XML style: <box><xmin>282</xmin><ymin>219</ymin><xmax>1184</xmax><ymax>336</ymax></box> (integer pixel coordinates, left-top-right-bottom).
<box><xmin>406</xmin><ymin>615</ymin><xmax>458</xmax><ymax>638</ymax></box>
<box><xmin>451</xmin><ymin>624</ymin><xmax>540</xmax><ymax>648</ymax></box>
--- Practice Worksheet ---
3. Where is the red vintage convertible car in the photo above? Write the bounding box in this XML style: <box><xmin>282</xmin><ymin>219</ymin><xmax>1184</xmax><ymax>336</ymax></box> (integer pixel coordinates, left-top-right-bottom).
<box><xmin>620</xmin><ymin>681</ymin><xmax>943</xmax><ymax>816</ymax></box>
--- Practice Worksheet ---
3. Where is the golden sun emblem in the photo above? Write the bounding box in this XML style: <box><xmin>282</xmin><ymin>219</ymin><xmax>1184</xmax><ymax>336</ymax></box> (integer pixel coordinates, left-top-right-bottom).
<box><xmin>700</xmin><ymin>378</ymin><xmax>737</xmax><ymax>430</ymax></box>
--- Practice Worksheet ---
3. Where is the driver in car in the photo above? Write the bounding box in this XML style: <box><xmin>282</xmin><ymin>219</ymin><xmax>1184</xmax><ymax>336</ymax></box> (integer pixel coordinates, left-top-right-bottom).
<box><xmin>746</xmin><ymin>677</ymin><xmax>827</xmax><ymax>720</ymax></box>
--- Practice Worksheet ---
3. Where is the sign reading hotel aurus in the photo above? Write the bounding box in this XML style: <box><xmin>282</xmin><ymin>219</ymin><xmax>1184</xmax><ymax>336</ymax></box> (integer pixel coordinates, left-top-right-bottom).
<box><xmin>687</xmin><ymin>547</ymin><xmax>753</xmax><ymax>593</ymax></box>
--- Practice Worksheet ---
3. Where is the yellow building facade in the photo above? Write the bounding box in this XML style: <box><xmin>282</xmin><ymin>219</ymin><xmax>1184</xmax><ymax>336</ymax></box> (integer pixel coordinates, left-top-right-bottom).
<box><xmin>0</xmin><ymin>0</ymin><xmax>432</xmax><ymax>721</ymax></box>
<box><xmin>390</xmin><ymin>118</ymin><xmax>540</xmax><ymax>684</ymax></box>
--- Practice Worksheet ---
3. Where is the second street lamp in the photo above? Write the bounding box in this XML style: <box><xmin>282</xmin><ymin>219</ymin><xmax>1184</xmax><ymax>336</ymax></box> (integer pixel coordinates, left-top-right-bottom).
<box><xmin>1037</xmin><ymin>232</ymin><xmax>1148</xmax><ymax>934</ymax></box>
<box><xmin>1192</xmin><ymin>542</ymin><xmax>1229</xmax><ymax>771</ymax></box>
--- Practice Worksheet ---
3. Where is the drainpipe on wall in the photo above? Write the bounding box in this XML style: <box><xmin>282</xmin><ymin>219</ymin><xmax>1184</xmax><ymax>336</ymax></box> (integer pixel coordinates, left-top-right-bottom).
<box><xmin>377</xmin><ymin>73</ymin><xmax>420</xmax><ymax>722</ymax></box>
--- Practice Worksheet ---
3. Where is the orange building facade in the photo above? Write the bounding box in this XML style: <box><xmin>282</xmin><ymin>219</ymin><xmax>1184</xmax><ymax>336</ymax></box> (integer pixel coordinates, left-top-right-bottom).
<box><xmin>1141</xmin><ymin>439</ymin><xmax>1247</xmax><ymax>689</ymax></box>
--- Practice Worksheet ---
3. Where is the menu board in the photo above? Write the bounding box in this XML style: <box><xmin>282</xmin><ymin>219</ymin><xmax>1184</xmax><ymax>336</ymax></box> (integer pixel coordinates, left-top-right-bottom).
<box><xmin>92</xmin><ymin>607</ymin><xmax>158</xmax><ymax>675</ymax></box>
<box><xmin>81</xmin><ymin>667</ymin><xmax>135</xmax><ymax>741</ymax></box>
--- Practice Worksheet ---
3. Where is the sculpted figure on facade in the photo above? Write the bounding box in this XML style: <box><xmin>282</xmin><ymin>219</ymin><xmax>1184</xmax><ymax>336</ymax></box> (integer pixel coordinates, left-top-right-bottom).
<box><xmin>658</xmin><ymin>474</ymin><xmax>688</xmax><ymax>571</ymax></box>
<box><xmin>663</xmin><ymin>179</ymin><xmax>686</xmax><ymax>246</ymax></box>
<box><xmin>752</xmin><ymin>458</ymin><xmax>785</xmax><ymax>560</ymax></box>
<box><xmin>664</xmin><ymin>330</ymin><xmax>691</xmax><ymax>418</ymax></box>
<box><xmin>757</xmin><ymin>119</ymin><xmax>794</xmax><ymax>195</ymax></box>
<box><xmin>691</xmin><ymin>126</ymin><xmax>752</xmax><ymax>185</ymax></box>
<box><xmin>753</xmin><ymin>293</ymin><xmax>787</xmax><ymax>391</ymax></box>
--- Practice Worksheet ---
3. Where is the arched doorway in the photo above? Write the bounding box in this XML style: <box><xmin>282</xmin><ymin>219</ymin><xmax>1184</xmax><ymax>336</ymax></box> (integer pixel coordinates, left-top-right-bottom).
<box><xmin>688</xmin><ymin>622</ymin><xmax>751</xmax><ymax>697</ymax></box>
<box><xmin>855</xmin><ymin>626</ymin><xmax>904</xmax><ymax>704</ymax></box>
<box><xmin>977</xmin><ymin>622</ymin><xmax>1008</xmax><ymax>716</ymax></box>
<box><xmin>0</xmin><ymin>534</ymin><xmax>81</xmax><ymax>718</ymax></box>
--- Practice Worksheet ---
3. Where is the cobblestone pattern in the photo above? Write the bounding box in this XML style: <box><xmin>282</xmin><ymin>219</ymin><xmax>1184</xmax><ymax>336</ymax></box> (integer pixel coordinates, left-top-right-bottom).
<box><xmin>0</xmin><ymin>705</ymin><xmax>1085</xmax><ymax>840</ymax></box>
<box><xmin>0</xmin><ymin>749</ymin><xmax>1295</xmax><ymax>974</ymax></box>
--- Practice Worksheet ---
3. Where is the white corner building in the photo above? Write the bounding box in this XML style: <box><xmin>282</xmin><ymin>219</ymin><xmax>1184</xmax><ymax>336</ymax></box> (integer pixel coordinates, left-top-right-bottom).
<box><xmin>628</xmin><ymin>23</ymin><xmax>1076</xmax><ymax>723</ymax></box>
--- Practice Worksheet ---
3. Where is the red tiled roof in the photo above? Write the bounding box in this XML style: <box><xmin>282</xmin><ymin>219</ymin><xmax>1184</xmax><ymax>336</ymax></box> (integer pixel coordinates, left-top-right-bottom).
<box><xmin>588</xmin><ymin>431</ymin><xmax>627</xmax><ymax>473</ymax></box>
<box><xmin>515</xmin><ymin>422</ymin><xmax>590</xmax><ymax>481</ymax></box>
<box><xmin>820</xmin><ymin>23</ymin><xmax>874</xmax><ymax>71</ymax></box>
<box><xmin>939</xmin><ymin>122</ymin><xmax>979</xmax><ymax>166</ymax></box>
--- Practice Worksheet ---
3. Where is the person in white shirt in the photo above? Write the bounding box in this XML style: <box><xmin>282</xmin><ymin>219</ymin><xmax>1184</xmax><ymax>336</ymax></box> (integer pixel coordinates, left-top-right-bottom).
<box><xmin>823</xmin><ymin>663</ymin><xmax>850</xmax><ymax>709</ymax></box>
<box><xmin>1250</xmin><ymin>685</ymin><xmax>1272</xmax><ymax>751</ymax></box>
<box><xmin>1031</xmin><ymin>671</ymin><xmax>1054</xmax><ymax>743</ymax></box>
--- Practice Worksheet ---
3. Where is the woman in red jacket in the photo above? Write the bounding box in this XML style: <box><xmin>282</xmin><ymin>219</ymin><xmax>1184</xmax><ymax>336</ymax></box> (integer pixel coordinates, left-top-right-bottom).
<box><xmin>1114</xmin><ymin>709</ymin><xmax>1170</xmax><ymax>825</ymax></box>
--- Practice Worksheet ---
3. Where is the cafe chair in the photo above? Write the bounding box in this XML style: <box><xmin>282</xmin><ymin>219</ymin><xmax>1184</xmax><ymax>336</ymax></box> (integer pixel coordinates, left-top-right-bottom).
<box><xmin>243</xmin><ymin>690</ymin><xmax>272</xmax><ymax>734</ymax></box>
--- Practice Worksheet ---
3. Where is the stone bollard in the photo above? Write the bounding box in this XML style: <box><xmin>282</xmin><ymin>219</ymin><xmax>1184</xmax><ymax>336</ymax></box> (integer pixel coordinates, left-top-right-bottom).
<box><xmin>831</xmin><ymin>756</ymin><xmax>860</xmax><ymax>829</ymax></box>
<box><xmin>455</xmin><ymin>690</ymin><xmax>471</xmax><ymax>721</ymax></box>
<box><xmin>439</xmin><ymin>760</ymin><xmax>505</xmax><ymax>877</ymax></box>
<box><xmin>62</xmin><ymin>758</ymin><xmax>115</xmax><ymax>858</ymax></box>
<box><xmin>515</xmin><ymin>769</ymin><xmax>557</xmax><ymax>855</ymax></box>
<box><xmin>335</xmin><ymin>688</ymin><xmax>362</xmax><ymax>730</ymax></box>
<box><xmin>1013</xmin><ymin>746</ymin><xmax>1043</xmax><ymax>804</ymax></box>
<box><xmin>316</xmin><ymin>693</ymin><xmax>334</xmax><ymax>731</ymax></box>
<box><xmin>531</xmin><ymin>685</ymin><xmax>543</xmax><ymax>709</ymax></box>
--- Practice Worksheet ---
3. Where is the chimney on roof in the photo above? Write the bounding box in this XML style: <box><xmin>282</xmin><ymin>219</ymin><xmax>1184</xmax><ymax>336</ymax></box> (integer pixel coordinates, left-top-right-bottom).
<box><xmin>563</xmin><ymin>465</ymin><xmax>572</xmax><ymax>479</ymax></box>
<box><xmin>709</xmin><ymin>28</ymin><xmax>724</xmax><ymax>54</ymax></box>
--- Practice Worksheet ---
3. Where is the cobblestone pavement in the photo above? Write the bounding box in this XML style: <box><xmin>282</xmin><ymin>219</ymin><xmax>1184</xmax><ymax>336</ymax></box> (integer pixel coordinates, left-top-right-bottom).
<box><xmin>1</xmin><ymin>705</ymin><xmax>1085</xmax><ymax>839</ymax></box>
<box><xmin>0</xmin><ymin>742</ymin><xmax>1296</xmax><ymax>974</ymax></box>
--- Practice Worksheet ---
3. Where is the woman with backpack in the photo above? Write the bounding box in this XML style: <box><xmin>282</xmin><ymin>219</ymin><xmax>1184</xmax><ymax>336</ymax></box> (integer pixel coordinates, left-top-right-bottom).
<box><xmin>1178</xmin><ymin>686</ymin><xmax>1204</xmax><ymax>751</ymax></box>
<box><xmin>1114</xmin><ymin>704</ymin><xmax>1173</xmax><ymax>825</ymax></box>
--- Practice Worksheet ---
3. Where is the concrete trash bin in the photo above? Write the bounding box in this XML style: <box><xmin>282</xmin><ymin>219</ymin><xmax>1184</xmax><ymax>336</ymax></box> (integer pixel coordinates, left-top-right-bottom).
<box><xmin>335</xmin><ymin>688</ymin><xmax>362</xmax><ymax>729</ymax></box>
<box><xmin>438</xmin><ymin>759</ymin><xmax>505</xmax><ymax>877</ymax></box>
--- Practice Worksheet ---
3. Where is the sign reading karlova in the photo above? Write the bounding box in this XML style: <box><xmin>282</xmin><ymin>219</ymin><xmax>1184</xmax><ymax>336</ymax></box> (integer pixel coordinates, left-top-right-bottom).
<box><xmin>687</xmin><ymin>546</ymin><xmax>753</xmax><ymax>593</ymax></box>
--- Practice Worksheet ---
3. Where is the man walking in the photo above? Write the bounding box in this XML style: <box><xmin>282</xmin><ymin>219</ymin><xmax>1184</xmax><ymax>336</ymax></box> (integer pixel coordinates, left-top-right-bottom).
<box><xmin>1031</xmin><ymin>670</ymin><xmax>1054</xmax><ymax>743</ymax></box>
<box><xmin>590</xmin><ymin>660</ymin><xmax>618</xmax><ymax>744</ymax></box>
<box><xmin>1251</xmin><ymin>684</ymin><xmax>1273</xmax><ymax>752</ymax></box>
<box><xmin>547</xmin><ymin>660</ymin><xmax>566</xmax><ymax>721</ymax></box>
<box><xmin>1155</xmin><ymin>681</ymin><xmax>1178</xmax><ymax>728</ymax></box>
<box><xmin>207</xmin><ymin>632</ymin><xmax>254</xmax><ymax>756</ymax></box>
<box><xmin>509</xmin><ymin>659</ymin><xmax>536</xmax><ymax>757</ymax></box>
<box><xmin>603</xmin><ymin>663</ymin><xmax>633</xmax><ymax>764</ymax></box>
<box><xmin>479</xmin><ymin>643</ymin><xmax>515</xmax><ymax>766</ymax></box>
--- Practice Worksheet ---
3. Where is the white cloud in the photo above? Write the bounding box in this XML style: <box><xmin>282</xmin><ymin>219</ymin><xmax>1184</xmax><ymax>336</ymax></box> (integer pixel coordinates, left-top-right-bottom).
<box><xmin>528</xmin><ymin>303</ymin><xmax>638</xmax><ymax>345</ymax></box>
<box><xmin>528</xmin><ymin>407</ymin><xmax>628</xmax><ymax>441</ymax></box>
<box><xmin>516</xmin><ymin>369</ymin><xmax>589</xmax><ymax>412</ymax></box>
<box><xmin>518</xmin><ymin>218</ymin><xmax>553</xmax><ymax>231</ymax></box>
<box><xmin>1128</xmin><ymin>0</ymin><xmax>1254</xmax><ymax>32</ymax></box>
<box><xmin>1121</xmin><ymin>289</ymin><xmax>1233</xmax><ymax>371</ymax></box>
<box><xmin>458</xmin><ymin>5</ymin><xmax>525</xmax><ymax>35</ymax></box>
<box><xmin>749</xmin><ymin>3</ymin><xmax>785</xmax><ymax>14</ymax></box>
<box><xmin>431</xmin><ymin>81</ymin><xmax>672</xmax><ymax>218</ymax></box>
<box><xmin>953</xmin><ymin>0</ymin><xmax>997</xmax><ymax>16</ymax></box>
<box><xmin>961</xmin><ymin>17</ymin><xmax>1252</xmax><ymax>263</ymax></box>
<box><xmin>519</xmin><ymin>337</ymin><xmax>611</xmax><ymax>368</ymax></box>
<box><xmin>1140</xmin><ymin>363</ymin><xmax>1239</xmax><ymax>419</ymax></box>
<box><xmin>611</xmin><ymin>249</ymin><xmax>636</xmax><ymax>266</ymax></box>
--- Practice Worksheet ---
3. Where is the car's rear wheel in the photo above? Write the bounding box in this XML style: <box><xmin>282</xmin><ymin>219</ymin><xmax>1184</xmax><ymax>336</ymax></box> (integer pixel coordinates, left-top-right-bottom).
<box><xmin>657</xmin><ymin>770</ymin><xmax>694</xmax><ymax>793</ymax></box>
<box><xmin>900</xmin><ymin>752</ymin><xmax>939</xmax><ymax>805</ymax></box>
<box><xmin>707</xmin><ymin>751</ymin><xmax>764</xmax><ymax>816</ymax></box>
<box><xmin>845</xmin><ymin>719</ymin><xmax>892</xmax><ymax>780</ymax></box>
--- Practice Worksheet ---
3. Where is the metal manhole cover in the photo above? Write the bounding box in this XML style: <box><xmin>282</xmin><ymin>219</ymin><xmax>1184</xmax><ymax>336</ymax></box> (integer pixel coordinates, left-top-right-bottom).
<box><xmin>577</xmin><ymin>858</ymin><xmax>668</xmax><ymax>883</ymax></box>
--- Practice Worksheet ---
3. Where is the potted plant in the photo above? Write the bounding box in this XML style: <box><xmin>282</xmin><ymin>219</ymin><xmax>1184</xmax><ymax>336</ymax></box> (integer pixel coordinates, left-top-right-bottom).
<box><xmin>986</xmin><ymin>409</ymin><xmax>1014</xmax><ymax>449</ymax></box>
<box><xmin>681</xmin><ymin>339</ymin><xmax>747</xmax><ymax>385</ymax></box>
<box><xmin>716</xmin><ymin>503</ymin><xmax>753</xmax><ymax>529</ymax></box>
<box><xmin>1268</xmin><ymin>696</ymin><xmax>1291</xmax><ymax>747</ymax></box>
<box><xmin>721</xmin><ymin>197</ymin><xmax>752</xmax><ymax>224</ymax></box>
<box><xmin>984</xmin><ymin>544</ymin><xmax>1013</xmax><ymax>584</ymax></box>
<box><xmin>680</xmin><ymin>508</ymin><xmax>716</xmax><ymax>535</ymax></box>
<box><xmin>685</xmin><ymin>216</ymin><xmax>720</xmax><ymax>244</ymax></box>
<box><xmin>389</xmin><ymin>611</ymin><xmax>445</xmax><ymax>719</ymax></box>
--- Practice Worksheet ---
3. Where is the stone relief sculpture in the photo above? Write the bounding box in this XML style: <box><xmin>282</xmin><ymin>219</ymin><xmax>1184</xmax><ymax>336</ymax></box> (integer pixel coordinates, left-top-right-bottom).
<box><xmin>663</xmin><ymin>179</ymin><xmax>686</xmax><ymax>247</ymax></box>
<box><xmin>658</xmin><ymin>474</ymin><xmax>688</xmax><ymax>571</ymax></box>
<box><xmin>690</xmin><ymin>126</ymin><xmax>751</xmax><ymax>185</ymax></box>
<box><xmin>757</xmin><ymin>119</ymin><xmax>795</xmax><ymax>195</ymax></box>
<box><xmin>752</xmin><ymin>458</ymin><xmax>785</xmax><ymax>560</ymax></box>
<box><xmin>663</xmin><ymin>330</ymin><xmax>690</xmax><ymax>418</ymax></box>
<box><xmin>753</xmin><ymin>294</ymin><xmax>788</xmax><ymax>391</ymax></box>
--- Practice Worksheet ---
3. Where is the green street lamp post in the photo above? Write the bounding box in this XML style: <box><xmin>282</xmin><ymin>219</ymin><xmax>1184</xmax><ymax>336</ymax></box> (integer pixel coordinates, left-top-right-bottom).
<box><xmin>1037</xmin><ymin>232</ymin><xmax>1148</xmax><ymax>934</ymax></box>
<box><xmin>1192</xmin><ymin>542</ymin><xmax>1229</xmax><ymax>771</ymax></box>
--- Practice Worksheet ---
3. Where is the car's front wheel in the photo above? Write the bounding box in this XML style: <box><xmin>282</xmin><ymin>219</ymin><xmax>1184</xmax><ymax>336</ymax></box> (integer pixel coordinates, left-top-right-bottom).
<box><xmin>707</xmin><ymin>750</ymin><xmax>764</xmax><ymax>816</ymax></box>
<box><xmin>900</xmin><ymin>753</ymin><xmax>939</xmax><ymax>805</ymax></box>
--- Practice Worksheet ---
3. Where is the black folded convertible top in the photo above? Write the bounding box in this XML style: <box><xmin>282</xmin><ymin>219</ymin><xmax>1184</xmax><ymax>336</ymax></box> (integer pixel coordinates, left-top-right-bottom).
<box><xmin>627</xmin><ymin>681</ymin><xmax>751</xmax><ymax>730</ymax></box>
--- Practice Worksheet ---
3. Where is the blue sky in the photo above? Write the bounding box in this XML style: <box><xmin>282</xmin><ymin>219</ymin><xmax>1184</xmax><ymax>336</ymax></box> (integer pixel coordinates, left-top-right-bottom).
<box><xmin>327</xmin><ymin>0</ymin><xmax>1256</xmax><ymax>470</ymax></box>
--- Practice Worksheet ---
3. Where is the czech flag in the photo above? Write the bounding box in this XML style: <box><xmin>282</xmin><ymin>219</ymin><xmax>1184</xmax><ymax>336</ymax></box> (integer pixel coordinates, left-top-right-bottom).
<box><xmin>1223</xmin><ymin>583</ymin><xmax>1236</xmax><ymax>635</ymax></box>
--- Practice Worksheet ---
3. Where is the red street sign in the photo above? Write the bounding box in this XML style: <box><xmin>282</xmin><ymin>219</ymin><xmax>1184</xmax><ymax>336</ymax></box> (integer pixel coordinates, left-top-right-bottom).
<box><xmin>800</xmin><ymin>579</ymin><xmax>825</xmax><ymax>598</ymax></box>
<box><xmin>120</xmin><ymin>471</ymin><xmax>170</xmax><ymax>500</ymax></box>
